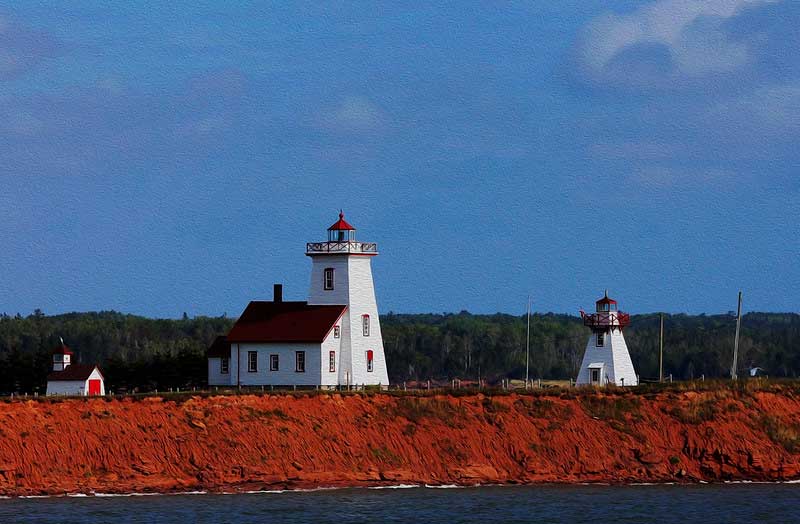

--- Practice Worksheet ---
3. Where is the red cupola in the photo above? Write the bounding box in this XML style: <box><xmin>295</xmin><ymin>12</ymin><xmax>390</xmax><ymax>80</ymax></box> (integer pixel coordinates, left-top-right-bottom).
<box><xmin>581</xmin><ymin>290</ymin><xmax>630</xmax><ymax>332</ymax></box>
<box><xmin>52</xmin><ymin>338</ymin><xmax>73</xmax><ymax>372</ymax></box>
<box><xmin>595</xmin><ymin>290</ymin><xmax>618</xmax><ymax>312</ymax></box>
<box><xmin>327</xmin><ymin>211</ymin><xmax>356</xmax><ymax>242</ymax></box>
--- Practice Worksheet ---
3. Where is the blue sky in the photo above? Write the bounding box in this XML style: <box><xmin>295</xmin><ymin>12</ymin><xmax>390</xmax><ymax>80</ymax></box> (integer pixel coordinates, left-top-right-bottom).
<box><xmin>0</xmin><ymin>1</ymin><xmax>798</xmax><ymax>318</ymax></box>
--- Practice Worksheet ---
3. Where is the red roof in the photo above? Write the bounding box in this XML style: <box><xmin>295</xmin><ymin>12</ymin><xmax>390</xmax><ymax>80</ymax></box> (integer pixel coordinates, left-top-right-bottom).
<box><xmin>52</xmin><ymin>344</ymin><xmax>74</xmax><ymax>356</ymax></box>
<box><xmin>47</xmin><ymin>364</ymin><xmax>102</xmax><ymax>382</ymax></box>
<box><xmin>207</xmin><ymin>335</ymin><xmax>230</xmax><ymax>358</ymax></box>
<box><xmin>227</xmin><ymin>301</ymin><xmax>347</xmax><ymax>343</ymax></box>
<box><xmin>328</xmin><ymin>212</ymin><xmax>355</xmax><ymax>231</ymax></box>
<box><xmin>596</xmin><ymin>290</ymin><xmax>617</xmax><ymax>305</ymax></box>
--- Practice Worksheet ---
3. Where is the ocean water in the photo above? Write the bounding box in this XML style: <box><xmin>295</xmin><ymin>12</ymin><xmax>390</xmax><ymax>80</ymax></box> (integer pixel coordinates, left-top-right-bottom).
<box><xmin>2</xmin><ymin>484</ymin><xmax>799</xmax><ymax>524</ymax></box>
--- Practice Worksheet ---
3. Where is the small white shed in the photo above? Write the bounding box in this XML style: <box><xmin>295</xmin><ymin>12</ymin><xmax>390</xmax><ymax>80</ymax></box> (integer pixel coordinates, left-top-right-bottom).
<box><xmin>45</xmin><ymin>342</ymin><xmax>105</xmax><ymax>396</ymax></box>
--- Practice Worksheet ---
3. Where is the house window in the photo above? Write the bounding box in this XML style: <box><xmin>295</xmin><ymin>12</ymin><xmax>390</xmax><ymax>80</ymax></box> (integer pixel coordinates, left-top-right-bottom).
<box><xmin>270</xmin><ymin>354</ymin><xmax>279</xmax><ymax>371</ymax></box>
<box><xmin>362</xmin><ymin>314</ymin><xmax>370</xmax><ymax>337</ymax></box>
<box><xmin>220</xmin><ymin>357</ymin><xmax>229</xmax><ymax>374</ymax></box>
<box><xmin>248</xmin><ymin>351</ymin><xmax>258</xmax><ymax>372</ymax></box>
<box><xmin>329</xmin><ymin>351</ymin><xmax>336</xmax><ymax>373</ymax></box>
<box><xmin>366</xmin><ymin>349</ymin><xmax>374</xmax><ymax>372</ymax></box>
<box><xmin>334</xmin><ymin>325</ymin><xmax>340</xmax><ymax>338</ymax></box>
<box><xmin>296</xmin><ymin>351</ymin><xmax>306</xmax><ymax>372</ymax></box>
<box><xmin>324</xmin><ymin>268</ymin><xmax>334</xmax><ymax>290</ymax></box>
<box><xmin>597</xmin><ymin>332</ymin><xmax>605</xmax><ymax>347</ymax></box>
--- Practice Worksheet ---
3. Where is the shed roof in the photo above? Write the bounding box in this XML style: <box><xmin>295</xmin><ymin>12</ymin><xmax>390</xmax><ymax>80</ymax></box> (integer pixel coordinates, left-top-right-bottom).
<box><xmin>227</xmin><ymin>301</ymin><xmax>346</xmax><ymax>343</ymax></box>
<box><xmin>47</xmin><ymin>364</ymin><xmax>102</xmax><ymax>382</ymax></box>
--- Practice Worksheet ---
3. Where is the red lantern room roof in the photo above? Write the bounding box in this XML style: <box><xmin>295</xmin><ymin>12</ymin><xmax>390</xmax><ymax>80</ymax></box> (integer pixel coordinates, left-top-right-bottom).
<box><xmin>328</xmin><ymin>211</ymin><xmax>355</xmax><ymax>231</ymax></box>
<box><xmin>596</xmin><ymin>290</ymin><xmax>617</xmax><ymax>306</ymax></box>
<box><xmin>52</xmin><ymin>343</ymin><xmax>73</xmax><ymax>356</ymax></box>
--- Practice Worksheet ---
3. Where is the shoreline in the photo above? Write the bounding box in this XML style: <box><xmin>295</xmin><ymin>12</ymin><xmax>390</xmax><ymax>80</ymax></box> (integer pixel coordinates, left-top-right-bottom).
<box><xmin>5</xmin><ymin>479</ymin><xmax>800</xmax><ymax>500</ymax></box>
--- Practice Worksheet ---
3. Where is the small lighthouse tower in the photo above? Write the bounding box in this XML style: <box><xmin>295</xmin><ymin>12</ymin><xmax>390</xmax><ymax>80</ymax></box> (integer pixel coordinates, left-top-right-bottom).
<box><xmin>576</xmin><ymin>291</ymin><xmax>638</xmax><ymax>386</ymax></box>
<box><xmin>306</xmin><ymin>212</ymin><xmax>389</xmax><ymax>387</ymax></box>
<box><xmin>52</xmin><ymin>338</ymin><xmax>73</xmax><ymax>371</ymax></box>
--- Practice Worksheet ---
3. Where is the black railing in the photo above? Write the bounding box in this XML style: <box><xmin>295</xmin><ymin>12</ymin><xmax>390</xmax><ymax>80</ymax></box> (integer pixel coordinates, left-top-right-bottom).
<box><xmin>306</xmin><ymin>241</ymin><xmax>378</xmax><ymax>254</ymax></box>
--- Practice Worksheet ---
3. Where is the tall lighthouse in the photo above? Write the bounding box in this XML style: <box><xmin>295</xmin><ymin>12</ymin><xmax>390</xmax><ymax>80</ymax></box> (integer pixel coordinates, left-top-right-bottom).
<box><xmin>576</xmin><ymin>291</ymin><xmax>638</xmax><ymax>386</ymax></box>
<box><xmin>306</xmin><ymin>212</ymin><xmax>389</xmax><ymax>387</ymax></box>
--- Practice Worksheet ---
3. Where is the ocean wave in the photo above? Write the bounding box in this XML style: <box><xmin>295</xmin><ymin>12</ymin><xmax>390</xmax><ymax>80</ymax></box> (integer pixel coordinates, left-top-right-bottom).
<box><xmin>367</xmin><ymin>484</ymin><xmax>421</xmax><ymax>490</ymax></box>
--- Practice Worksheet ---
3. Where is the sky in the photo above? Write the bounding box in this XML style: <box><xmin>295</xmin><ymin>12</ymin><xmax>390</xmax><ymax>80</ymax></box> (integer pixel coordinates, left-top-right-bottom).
<box><xmin>0</xmin><ymin>1</ymin><xmax>798</xmax><ymax>318</ymax></box>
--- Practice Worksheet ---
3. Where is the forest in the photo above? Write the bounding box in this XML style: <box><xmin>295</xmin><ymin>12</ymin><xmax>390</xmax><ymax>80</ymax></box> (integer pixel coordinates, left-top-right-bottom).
<box><xmin>0</xmin><ymin>309</ymin><xmax>798</xmax><ymax>394</ymax></box>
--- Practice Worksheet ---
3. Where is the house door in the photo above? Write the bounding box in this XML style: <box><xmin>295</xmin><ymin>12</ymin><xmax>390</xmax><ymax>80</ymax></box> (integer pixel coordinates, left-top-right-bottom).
<box><xmin>88</xmin><ymin>379</ymin><xmax>101</xmax><ymax>395</ymax></box>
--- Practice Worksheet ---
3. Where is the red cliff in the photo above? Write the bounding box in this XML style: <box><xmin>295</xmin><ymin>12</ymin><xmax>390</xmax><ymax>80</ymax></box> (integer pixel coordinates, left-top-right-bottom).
<box><xmin>1</xmin><ymin>386</ymin><xmax>799</xmax><ymax>496</ymax></box>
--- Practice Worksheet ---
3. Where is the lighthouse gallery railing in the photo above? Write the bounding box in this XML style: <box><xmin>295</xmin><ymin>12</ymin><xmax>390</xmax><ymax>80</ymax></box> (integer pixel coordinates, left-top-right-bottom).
<box><xmin>581</xmin><ymin>311</ymin><xmax>630</xmax><ymax>328</ymax></box>
<box><xmin>306</xmin><ymin>241</ymin><xmax>378</xmax><ymax>254</ymax></box>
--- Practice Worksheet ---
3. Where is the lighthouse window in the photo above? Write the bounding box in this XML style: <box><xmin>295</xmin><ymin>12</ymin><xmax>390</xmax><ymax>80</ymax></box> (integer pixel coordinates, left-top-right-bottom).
<box><xmin>324</xmin><ymin>268</ymin><xmax>335</xmax><ymax>290</ymax></box>
<box><xmin>334</xmin><ymin>326</ymin><xmax>340</xmax><ymax>338</ymax></box>
<box><xmin>366</xmin><ymin>350</ymin><xmax>374</xmax><ymax>372</ymax></box>
<box><xmin>329</xmin><ymin>351</ymin><xmax>336</xmax><ymax>373</ymax></box>
<box><xmin>597</xmin><ymin>332</ymin><xmax>605</xmax><ymax>347</ymax></box>
<box><xmin>247</xmin><ymin>351</ymin><xmax>258</xmax><ymax>372</ymax></box>
<box><xmin>296</xmin><ymin>351</ymin><xmax>306</xmax><ymax>372</ymax></box>
<box><xmin>220</xmin><ymin>357</ymin><xmax>229</xmax><ymax>374</ymax></box>
<box><xmin>362</xmin><ymin>315</ymin><xmax>370</xmax><ymax>337</ymax></box>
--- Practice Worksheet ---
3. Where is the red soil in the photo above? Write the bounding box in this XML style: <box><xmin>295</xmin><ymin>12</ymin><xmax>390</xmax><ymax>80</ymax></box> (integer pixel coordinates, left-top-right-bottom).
<box><xmin>0</xmin><ymin>388</ymin><xmax>799</xmax><ymax>496</ymax></box>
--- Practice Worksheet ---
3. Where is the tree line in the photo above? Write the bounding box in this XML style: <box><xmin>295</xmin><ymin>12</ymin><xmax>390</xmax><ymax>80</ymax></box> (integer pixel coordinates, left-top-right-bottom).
<box><xmin>0</xmin><ymin>309</ymin><xmax>797</xmax><ymax>393</ymax></box>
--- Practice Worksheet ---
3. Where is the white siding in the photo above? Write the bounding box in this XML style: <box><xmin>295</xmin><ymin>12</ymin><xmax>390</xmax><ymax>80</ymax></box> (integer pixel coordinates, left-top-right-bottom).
<box><xmin>236</xmin><ymin>342</ymin><xmax>323</xmax><ymax>386</ymax></box>
<box><xmin>308</xmin><ymin>254</ymin><xmax>389</xmax><ymax>386</ymax></box>
<box><xmin>576</xmin><ymin>330</ymin><xmax>638</xmax><ymax>386</ymax></box>
<box><xmin>208</xmin><ymin>357</ymin><xmax>231</xmax><ymax>386</ymax></box>
<box><xmin>46</xmin><ymin>380</ymin><xmax>85</xmax><ymax>396</ymax></box>
<box><xmin>321</xmin><ymin>328</ymin><xmax>341</xmax><ymax>386</ymax></box>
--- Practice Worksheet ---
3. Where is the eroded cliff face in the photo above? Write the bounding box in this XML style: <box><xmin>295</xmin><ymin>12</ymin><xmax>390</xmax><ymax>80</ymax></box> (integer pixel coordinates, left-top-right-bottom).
<box><xmin>0</xmin><ymin>388</ymin><xmax>799</xmax><ymax>495</ymax></box>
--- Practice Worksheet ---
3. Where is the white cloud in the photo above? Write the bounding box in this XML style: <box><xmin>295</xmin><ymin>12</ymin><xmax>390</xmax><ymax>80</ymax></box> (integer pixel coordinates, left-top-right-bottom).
<box><xmin>317</xmin><ymin>96</ymin><xmax>385</xmax><ymax>133</ymax></box>
<box><xmin>710</xmin><ymin>83</ymin><xmax>800</xmax><ymax>133</ymax></box>
<box><xmin>578</xmin><ymin>0</ymin><xmax>779</xmax><ymax>82</ymax></box>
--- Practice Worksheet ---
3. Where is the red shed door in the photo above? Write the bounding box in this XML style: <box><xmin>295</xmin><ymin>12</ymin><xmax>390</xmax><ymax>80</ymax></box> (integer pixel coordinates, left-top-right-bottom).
<box><xmin>88</xmin><ymin>379</ymin><xmax>101</xmax><ymax>395</ymax></box>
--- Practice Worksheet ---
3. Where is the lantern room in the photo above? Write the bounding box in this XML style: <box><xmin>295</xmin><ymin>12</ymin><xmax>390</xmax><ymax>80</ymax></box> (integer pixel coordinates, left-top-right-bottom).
<box><xmin>328</xmin><ymin>212</ymin><xmax>356</xmax><ymax>243</ymax></box>
<box><xmin>596</xmin><ymin>290</ymin><xmax>618</xmax><ymax>312</ymax></box>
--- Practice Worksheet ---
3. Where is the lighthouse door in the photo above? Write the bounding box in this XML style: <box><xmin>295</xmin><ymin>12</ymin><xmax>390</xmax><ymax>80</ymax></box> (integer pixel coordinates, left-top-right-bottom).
<box><xmin>88</xmin><ymin>379</ymin><xmax>101</xmax><ymax>395</ymax></box>
<box><xmin>590</xmin><ymin>369</ymin><xmax>600</xmax><ymax>384</ymax></box>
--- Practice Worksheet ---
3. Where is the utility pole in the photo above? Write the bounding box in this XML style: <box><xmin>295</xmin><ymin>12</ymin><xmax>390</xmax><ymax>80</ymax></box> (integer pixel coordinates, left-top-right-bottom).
<box><xmin>659</xmin><ymin>313</ymin><xmax>664</xmax><ymax>383</ymax></box>
<box><xmin>731</xmin><ymin>291</ymin><xmax>743</xmax><ymax>380</ymax></box>
<box><xmin>525</xmin><ymin>296</ymin><xmax>531</xmax><ymax>389</ymax></box>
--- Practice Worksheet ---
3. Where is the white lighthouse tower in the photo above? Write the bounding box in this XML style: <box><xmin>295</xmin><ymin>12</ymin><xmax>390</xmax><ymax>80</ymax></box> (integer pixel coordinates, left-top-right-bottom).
<box><xmin>576</xmin><ymin>291</ymin><xmax>638</xmax><ymax>386</ymax></box>
<box><xmin>306</xmin><ymin>212</ymin><xmax>389</xmax><ymax>387</ymax></box>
